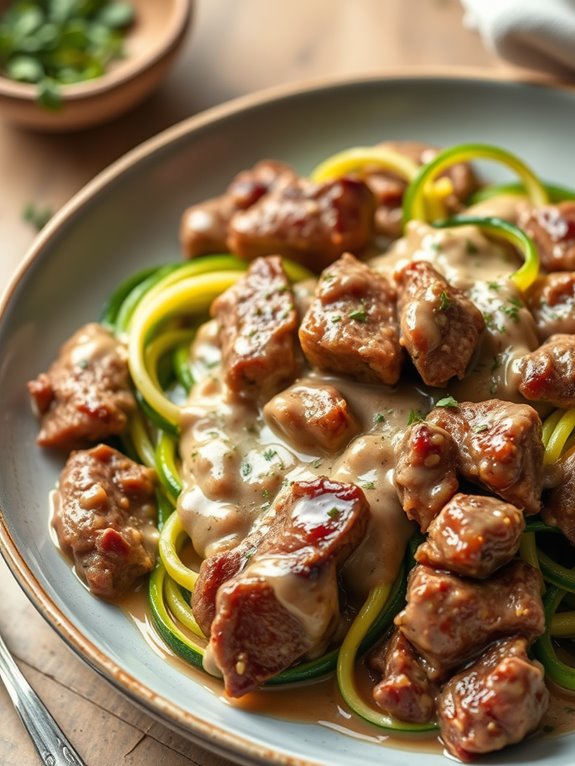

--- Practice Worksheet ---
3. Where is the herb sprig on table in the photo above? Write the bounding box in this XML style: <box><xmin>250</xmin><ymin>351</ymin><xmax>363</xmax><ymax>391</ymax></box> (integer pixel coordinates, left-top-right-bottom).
<box><xmin>0</xmin><ymin>0</ymin><xmax>135</xmax><ymax>111</ymax></box>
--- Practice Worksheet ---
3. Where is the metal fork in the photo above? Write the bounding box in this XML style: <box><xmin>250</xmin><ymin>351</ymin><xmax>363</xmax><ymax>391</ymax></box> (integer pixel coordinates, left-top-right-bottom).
<box><xmin>0</xmin><ymin>628</ymin><xmax>86</xmax><ymax>765</ymax></box>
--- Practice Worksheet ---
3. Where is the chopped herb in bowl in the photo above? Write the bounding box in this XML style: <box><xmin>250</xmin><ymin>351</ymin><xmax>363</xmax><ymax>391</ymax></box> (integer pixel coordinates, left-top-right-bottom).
<box><xmin>0</xmin><ymin>0</ymin><xmax>135</xmax><ymax>110</ymax></box>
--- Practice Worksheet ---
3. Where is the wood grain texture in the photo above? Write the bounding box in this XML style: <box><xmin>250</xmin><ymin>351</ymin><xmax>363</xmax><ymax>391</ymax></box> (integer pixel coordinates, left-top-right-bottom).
<box><xmin>0</xmin><ymin>1</ymin><xmax>522</xmax><ymax>764</ymax></box>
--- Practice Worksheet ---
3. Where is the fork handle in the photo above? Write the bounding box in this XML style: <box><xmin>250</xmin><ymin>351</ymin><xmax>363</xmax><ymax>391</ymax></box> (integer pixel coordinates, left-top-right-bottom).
<box><xmin>0</xmin><ymin>631</ymin><xmax>86</xmax><ymax>766</ymax></box>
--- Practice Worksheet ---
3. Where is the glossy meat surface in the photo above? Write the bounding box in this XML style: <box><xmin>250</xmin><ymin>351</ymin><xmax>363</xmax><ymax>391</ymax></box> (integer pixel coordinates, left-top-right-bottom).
<box><xmin>396</xmin><ymin>261</ymin><xmax>484</xmax><ymax>387</ymax></box>
<box><xmin>395</xmin><ymin>561</ymin><xmax>545</xmax><ymax>679</ymax></box>
<box><xmin>394</xmin><ymin>421</ymin><xmax>459</xmax><ymax>531</ymax></box>
<box><xmin>180</xmin><ymin>160</ymin><xmax>297</xmax><ymax>257</ymax></box>
<box><xmin>54</xmin><ymin>444</ymin><xmax>157</xmax><ymax>599</ymax></box>
<box><xmin>299</xmin><ymin>253</ymin><xmax>402</xmax><ymax>385</ymax></box>
<box><xmin>195</xmin><ymin>477</ymin><xmax>369</xmax><ymax>696</ymax></box>
<box><xmin>415</xmin><ymin>493</ymin><xmax>525</xmax><ymax>578</ymax></box>
<box><xmin>264</xmin><ymin>379</ymin><xmax>359</xmax><ymax>454</ymax></box>
<box><xmin>542</xmin><ymin>446</ymin><xmax>575</xmax><ymax>544</ymax></box>
<box><xmin>227</xmin><ymin>176</ymin><xmax>375</xmax><ymax>272</ymax></box>
<box><xmin>211</xmin><ymin>255</ymin><xmax>299</xmax><ymax>401</ymax></box>
<box><xmin>526</xmin><ymin>271</ymin><xmax>575</xmax><ymax>340</ymax></box>
<box><xmin>438</xmin><ymin>637</ymin><xmax>549</xmax><ymax>762</ymax></box>
<box><xmin>369</xmin><ymin>628</ymin><xmax>436</xmax><ymax>723</ymax></box>
<box><xmin>519</xmin><ymin>333</ymin><xmax>575</xmax><ymax>408</ymax></box>
<box><xmin>28</xmin><ymin>323</ymin><xmax>135</xmax><ymax>451</ymax></box>
<box><xmin>427</xmin><ymin>399</ymin><xmax>544</xmax><ymax>515</ymax></box>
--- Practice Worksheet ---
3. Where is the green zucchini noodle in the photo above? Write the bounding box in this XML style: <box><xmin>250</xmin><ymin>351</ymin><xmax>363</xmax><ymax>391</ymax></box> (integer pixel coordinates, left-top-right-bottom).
<box><xmin>98</xmin><ymin>141</ymin><xmax>575</xmax><ymax>735</ymax></box>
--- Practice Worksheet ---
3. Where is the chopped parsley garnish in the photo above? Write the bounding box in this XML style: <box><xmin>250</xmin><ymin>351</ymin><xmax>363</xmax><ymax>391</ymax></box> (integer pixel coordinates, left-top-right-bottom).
<box><xmin>435</xmin><ymin>395</ymin><xmax>458</xmax><ymax>409</ymax></box>
<box><xmin>263</xmin><ymin>448</ymin><xmax>277</xmax><ymax>461</ymax></box>
<box><xmin>407</xmin><ymin>409</ymin><xmax>424</xmax><ymax>425</ymax></box>
<box><xmin>327</xmin><ymin>507</ymin><xmax>342</xmax><ymax>520</ymax></box>
<box><xmin>438</xmin><ymin>291</ymin><xmax>451</xmax><ymax>311</ymax></box>
<box><xmin>361</xmin><ymin>481</ymin><xmax>376</xmax><ymax>490</ymax></box>
<box><xmin>240</xmin><ymin>462</ymin><xmax>252</xmax><ymax>477</ymax></box>
<box><xmin>374</xmin><ymin>412</ymin><xmax>386</xmax><ymax>424</ymax></box>
<box><xmin>312</xmin><ymin>458</ymin><xmax>323</xmax><ymax>469</ymax></box>
<box><xmin>331</xmin><ymin>315</ymin><xmax>342</xmax><ymax>323</ymax></box>
<box><xmin>348</xmin><ymin>308</ymin><xmax>368</xmax><ymax>322</ymax></box>
<box><xmin>487</xmin><ymin>280</ymin><xmax>501</xmax><ymax>291</ymax></box>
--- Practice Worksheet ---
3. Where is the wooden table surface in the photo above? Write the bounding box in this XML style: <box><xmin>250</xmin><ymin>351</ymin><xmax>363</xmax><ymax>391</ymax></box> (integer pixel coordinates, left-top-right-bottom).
<box><xmin>0</xmin><ymin>1</ymin><xmax>525</xmax><ymax>764</ymax></box>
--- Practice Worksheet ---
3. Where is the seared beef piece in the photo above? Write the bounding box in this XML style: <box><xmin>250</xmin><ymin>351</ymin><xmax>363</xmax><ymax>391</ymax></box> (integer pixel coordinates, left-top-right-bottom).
<box><xmin>519</xmin><ymin>334</ymin><xmax>575</xmax><ymax>408</ymax></box>
<box><xmin>299</xmin><ymin>253</ymin><xmax>402</xmax><ymax>385</ymax></box>
<box><xmin>394</xmin><ymin>421</ymin><xmax>459</xmax><ymax>531</ymax></box>
<box><xmin>395</xmin><ymin>261</ymin><xmax>484</xmax><ymax>387</ymax></box>
<box><xmin>28</xmin><ymin>323</ymin><xmax>135</xmax><ymax>450</ymax></box>
<box><xmin>438</xmin><ymin>637</ymin><xmax>549</xmax><ymax>762</ymax></box>
<box><xmin>526</xmin><ymin>272</ymin><xmax>575</xmax><ymax>340</ymax></box>
<box><xmin>53</xmin><ymin>444</ymin><xmax>157</xmax><ymax>599</ymax></box>
<box><xmin>264</xmin><ymin>380</ymin><xmax>359</xmax><ymax>454</ymax></box>
<box><xmin>363</xmin><ymin>141</ymin><xmax>477</xmax><ymax>240</ymax></box>
<box><xmin>415</xmin><ymin>493</ymin><xmax>525</xmax><ymax>578</ymax></box>
<box><xmin>427</xmin><ymin>399</ymin><xmax>544</xmax><ymax>515</ymax></box>
<box><xmin>519</xmin><ymin>201</ymin><xmax>575</xmax><ymax>272</ymax></box>
<box><xmin>395</xmin><ymin>561</ymin><xmax>545</xmax><ymax>679</ymax></box>
<box><xmin>196</xmin><ymin>477</ymin><xmax>369</xmax><ymax>696</ymax></box>
<box><xmin>542</xmin><ymin>446</ymin><xmax>575</xmax><ymax>544</ymax></box>
<box><xmin>211</xmin><ymin>255</ymin><xmax>299</xmax><ymax>402</ymax></box>
<box><xmin>180</xmin><ymin>160</ymin><xmax>297</xmax><ymax>257</ymax></box>
<box><xmin>368</xmin><ymin>629</ymin><xmax>436</xmax><ymax>723</ymax></box>
<box><xmin>227</xmin><ymin>177</ymin><xmax>375</xmax><ymax>272</ymax></box>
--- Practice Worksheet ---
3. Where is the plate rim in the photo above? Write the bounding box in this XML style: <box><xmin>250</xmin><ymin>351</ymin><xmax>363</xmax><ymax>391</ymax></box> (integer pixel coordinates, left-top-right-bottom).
<box><xmin>1</xmin><ymin>69</ymin><xmax>574</xmax><ymax>766</ymax></box>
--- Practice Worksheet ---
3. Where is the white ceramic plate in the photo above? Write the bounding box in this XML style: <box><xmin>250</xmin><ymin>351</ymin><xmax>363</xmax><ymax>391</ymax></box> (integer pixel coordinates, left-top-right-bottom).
<box><xmin>1</xmin><ymin>75</ymin><xmax>575</xmax><ymax>766</ymax></box>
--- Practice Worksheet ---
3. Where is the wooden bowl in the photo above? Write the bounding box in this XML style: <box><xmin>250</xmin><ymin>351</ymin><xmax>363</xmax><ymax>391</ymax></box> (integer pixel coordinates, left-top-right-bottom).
<box><xmin>0</xmin><ymin>0</ymin><xmax>193</xmax><ymax>131</ymax></box>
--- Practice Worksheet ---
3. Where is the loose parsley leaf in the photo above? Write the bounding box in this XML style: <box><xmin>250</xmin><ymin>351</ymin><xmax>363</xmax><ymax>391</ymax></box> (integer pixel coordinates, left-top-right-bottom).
<box><xmin>361</xmin><ymin>481</ymin><xmax>376</xmax><ymax>490</ymax></box>
<box><xmin>327</xmin><ymin>507</ymin><xmax>341</xmax><ymax>520</ymax></box>
<box><xmin>348</xmin><ymin>308</ymin><xmax>368</xmax><ymax>322</ymax></box>
<box><xmin>263</xmin><ymin>448</ymin><xmax>277</xmax><ymax>461</ymax></box>
<box><xmin>435</xmin><ymin>395</ymin><xmax>458</xmax><ymax>409</ymax></box>
<box><xmin>438</xmin><ymin>291</ymin><xmax>451</xmax><ymax>311</ymax></box>
<box><xmin>407</xmin><ymin>409</ymin><xmax>424</xmax><ymax>425</ymax></box>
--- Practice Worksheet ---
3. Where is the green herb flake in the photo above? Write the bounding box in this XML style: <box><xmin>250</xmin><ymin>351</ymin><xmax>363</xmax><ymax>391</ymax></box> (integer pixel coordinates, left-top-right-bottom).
<box><xmin>240</xmin><ymin>462</ymin><xmax>252</xmax><ymax>477</ymax></box>
<box><xmin>361</xmin><ymin>481</ymin><xmax>376</xmax><ymax>490</ymax></box>
<box><xmin>438</xmin><ymin>291</ymin><xmax>451</xmax><ymax>311</ymax></box>
<box><xmin>22</xmin><ymin>201</ymin><xmax>53</xmax><ymax>231</ymax></box>
<box><xmin>487</xmin><ymin>281</ymin><xmax>501</xmax><ymax>291</ymax></box>
<box><xmin>407</xmin><ymin>409</ymin><xmax>424</xmax><ymax>425</ymax></box>
<box><xmin>465</xmin><ymin>240</ymin><xmax>479</xmax><ymax>255</ymax></box>
<box><xmin>263</xmin><ymin>448</ymin><xmax>277</xmax><ymax>461</ymax></box>
<box><xmin>312</xmin><ymin>458</ymin><xmax>323</xmax><ymax>469</ymax></box>
<box><xmin>327</xmin><ymin>507</ymin><xmax>342</xmax><ymax>520</ymax></box>
<box><xmin>348</xmin><ymin>308</ymin><xmax>368</xmax><ymax>323</ymax></box>
<box><xmin>374</xmin><ymin>412</ymin><xmax>386</xmax><ymax>424</ymax></box>
<box><xmin>435</xmin><ymin>395</ymin><xmax>458</xmax><ymax>409</ymax></box>
<box><xmin>331</xmin><ymin>315</ymin><xmax>342</xmax><ymax>323</ymax></box>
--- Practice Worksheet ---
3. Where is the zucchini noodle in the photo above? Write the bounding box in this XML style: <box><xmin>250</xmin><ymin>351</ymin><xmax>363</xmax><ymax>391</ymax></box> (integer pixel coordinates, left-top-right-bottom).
<box><xmin>543</xmin><ymin>408</ymin><xmax>575</xmax><ymax>465</ymax></box>
<box><xmin>336</xmin><ymin>561</ymin><xmax>437</xmax><ymax>732</ymax></box>
<box><xmin>469</xmin><ymin>181</ymin><xmax>575</xmax><ymax>206</ymax></box>
<box><xmin>158</xmin><ymin>510</ymin><xmax>199</xmax><ymax>592</ymax></box>
<box><xmin>432</xmin><ymin>215</ymin><xmax>539</xmax><ymax>293</ymax></box>
<box><xmin>403</xmin><ymin>143</ymin><xmax>550</xmax><ymax>225</ymax></box>
<box><xmin>310</xmin><ymin>146</ymin><xmax>419</xmax><ymax>184</ymax></box>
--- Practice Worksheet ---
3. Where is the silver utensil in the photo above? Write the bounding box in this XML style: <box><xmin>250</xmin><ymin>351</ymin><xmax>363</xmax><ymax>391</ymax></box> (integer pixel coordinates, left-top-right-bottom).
<box><xmin>0</xmin><ymin>628</ymin><xmax>86</xmax><ymax>765</ymax></box>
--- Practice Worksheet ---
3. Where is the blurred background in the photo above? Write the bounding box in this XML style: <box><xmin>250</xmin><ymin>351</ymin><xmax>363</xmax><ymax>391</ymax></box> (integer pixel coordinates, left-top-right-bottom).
<box><xmin>0</xmin><ymin>1</ymin><xmax>557</xmax><ymax>764</ymax></box>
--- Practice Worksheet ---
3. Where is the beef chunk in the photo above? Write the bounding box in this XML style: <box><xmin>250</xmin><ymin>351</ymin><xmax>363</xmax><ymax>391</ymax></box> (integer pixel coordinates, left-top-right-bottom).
<box><xmin>28</xmin><ymin>323</ymin><xmax>135</xmax><ymax>450</ymax></box>
<box><xmin>53</xmin><ymin>444</ymin><xmax>157</xmax><ymax>599</ymax></box>
<box><xmin>519</xmin><ymin>201</ymin><xmax>575</xmax><ymax>272</ymax></box>
<box><xmin>264</xmin><ymin>379</ymin><xmax>359</xmax><ymax>454</ymax></box>
<box><xmin>438</xmin><ymin>637</ymin><xmax>549</xmax><ymax>762</ymax></box>
<box><xmin>299</xmin><ymin>253</ymin><xmax>402</xmax><ymax>385</ymax></box>
<box><xmin>211</xmin><ymin>255</ymin><xmax>299</xmax><ymax>401</ymax></box>
<box><xmin>526</xmin><ymin>272</ymin><xmax>575</xmax><ymax>340</ymax></box>
<box><xmin>542</xmin><ymin>446</ymin><xmax>575</xmax><ymax>544</ymax></box>
<box><xmin>394</xmin><ymin>421</ymin><xmax>459</xmax><ymax>531</ymax></box>
<box><xmin>363</xmin><ymin>141</ymin><xmax>477</xmax><ymax>240</ymax></box>
<box><xmin>368</xmin><ymin>629</ymin><xmax>436</xmax><ymax>723</ymax></box>
<box><xmin>427</xmin><ymin>399</ymin><xmax>544</xmax><ymax>515</ymax></box>
<box><xmin>180</xmin><ymin>160</ymin><xmax>297</xmax><ymax>257</ymax></box>
<box><xmin>396</xmin><ymin>261</ymin><xmax>484</xmax><ymax>387</ymax></box>
<box><xmin>395</xmin><ymin>561</ymin><xmax>545</xmax><ymax>679</ymax></box>
<box><xmin>195</xmin><ymin>477</ymin><xmax>369</xmax><ymax>696</ymax></box>
<box><xmin>519</xmin><ymin>334</ymin><xmax>575</xmax><ymax>408</ymax></box>
<box><xmin>227</xmin><ymin>177</ymin><xmax>375</xmax><ymax>272</ymax></box>
<box><xmin>415</xmin><ymin>493</ymin><xmax>525</xmax><ymax>578</ymax></box>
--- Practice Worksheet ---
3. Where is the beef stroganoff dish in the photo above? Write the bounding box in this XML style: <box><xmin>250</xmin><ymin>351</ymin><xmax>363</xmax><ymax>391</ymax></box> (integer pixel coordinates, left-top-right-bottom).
<box><xmin>28</xmin><ymin>140</ymin><xmax>575</xmax><ymax>762</ymax></box>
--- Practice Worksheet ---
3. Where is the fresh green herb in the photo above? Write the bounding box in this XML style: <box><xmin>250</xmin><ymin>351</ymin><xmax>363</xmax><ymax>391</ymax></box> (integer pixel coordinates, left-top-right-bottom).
<box><xmin>502</xmin><ymin>298</ymin><xmax>523</xmax><ymax>323</ymax></box>
<box><xmin>312</xmin><ymin>458</ymin><xmax>323</xmax><ymax>469</ymax></box>
<box><xmin>262</xmin><ymin>488</ymin><xmax>271</xmax><ymax>502</ymax></box>
<box><xmin>487</xmin><ymin>280</ymin><xmax>501</xmax><ymax>291</ymax></box>
<box><xmin>348</xmin><ymin>308</ymin><xmax>368</xmax><ymax>322</ymax></box>
<box><xmin>438</xmin><ymin>291</ymin><xmax>451</xmax><ymax>311</ymax></box>
<box><xmin>374</xmin><ymin>412</ymin><xmax>386</xmax><ymax>424</ymax></box>
<box><xmin>0</xmin><ymin>1</ymin><xmax>135</xmax><ymax>110</ymax></box>
<box><xmin>472</xmin><ymin>423</ymin><xmax>489</xmax><ymax>434</ymax></box>
<box><xmin>361</xmin><ymin>481</ymin><xmax>375</xmax><ymax>490</ymax></box>
<box><xmin>331</xmin><ymin>315</ymin><xmax>342</xmax><ymax>323</ymax></box>
<box><xmin>407</xmin><ymin>409</ymin><xmax>424</xmax><ymax>425</ymax></box>
<box><xmin>22</xmin><ymin>201</ymin><xmax>53</xmax><ymax>230</ymax></box>
<box><xmin>327</xmin><ymin>507</ymin><xmax>342</xmax><ymax>520</ymax></box>
<box><xmin>465</xmin><ymin>239</ymin><xmax>478</xmax><ymax>255</ymax></box>
<box><xmin>263</xmin><ymin>448</ymin><xmax>277</xmax><ymax>462</ymax></box>
<box><xmin>435</xmin><ymin>395</ymin><xmax>458</xmax><ymax>409</ymax></box>
<box><xmin>77</xmin><ymin>358</ymin><xmax>89</xmax><ymax>369</ymax></box>
<box><xmin>240</xmin><ymin>462</ymin><xmax>252</xmax><ymax>477</ymax></box>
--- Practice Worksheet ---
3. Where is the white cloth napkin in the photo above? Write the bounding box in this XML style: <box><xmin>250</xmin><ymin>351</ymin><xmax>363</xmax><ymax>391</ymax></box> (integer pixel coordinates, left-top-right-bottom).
<box><xmin>461</xmin><ymin>0</ymin><xmax>575</xmax><ymax>76</ymax></box>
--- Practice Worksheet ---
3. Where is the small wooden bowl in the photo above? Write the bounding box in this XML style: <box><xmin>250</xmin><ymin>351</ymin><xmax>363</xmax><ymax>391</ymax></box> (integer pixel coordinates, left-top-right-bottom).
<box><xmin>0</xmin><ymin>0</ymin><xmax>193</xmax><ymax>131</ymax></box>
